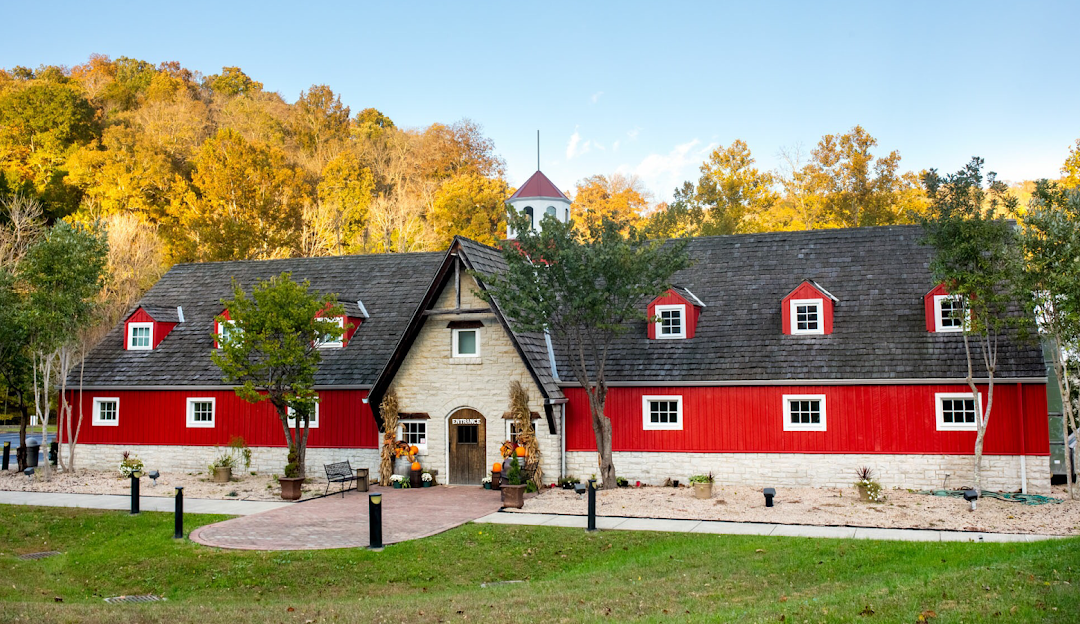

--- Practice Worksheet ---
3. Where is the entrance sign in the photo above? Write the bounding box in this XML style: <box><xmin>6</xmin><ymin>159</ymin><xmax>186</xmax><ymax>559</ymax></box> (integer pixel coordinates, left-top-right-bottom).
<box><xmin>452</xmin><ymin>418</ymin><xmax>480</xmax><ymax>425</ymax></box>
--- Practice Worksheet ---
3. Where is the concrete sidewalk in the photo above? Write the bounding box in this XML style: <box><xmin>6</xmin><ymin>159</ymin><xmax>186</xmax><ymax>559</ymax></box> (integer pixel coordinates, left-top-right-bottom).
<box><xmin>476</xmin><ymin>511</ymin><xmax>1069</xmax><ymax>543</ymax></box>
<box><xmin>0</xmin><ymin>490</ymin><xmax>290</xmax><ymax>515</ymax></box>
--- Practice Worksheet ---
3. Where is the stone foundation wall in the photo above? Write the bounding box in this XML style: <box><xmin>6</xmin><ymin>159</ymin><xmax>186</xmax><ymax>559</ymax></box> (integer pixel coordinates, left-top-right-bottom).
<box><xmin>62</xmin><ymin>443</ymin><xmax>380</xmax><ymax>480</ymax></box>
<box><xmin>565</xmin><ymin>451</ymin><xmax>1051</xmax><ymax>493</ymax></box>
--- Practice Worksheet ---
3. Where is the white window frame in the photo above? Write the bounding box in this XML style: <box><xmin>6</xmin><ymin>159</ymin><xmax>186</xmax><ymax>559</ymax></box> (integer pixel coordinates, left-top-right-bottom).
<box><xmin>452</xmin><ymin>327</ymin><xmax>480</xmax><ymax>357</ymax></box>
<box><xmin>642</xmin><ymin>395</ymin><xmax>683</xmax><ymax>431</ymax></box>
<box><xmin>783</xmin><ymin>394</ymin><xmax>827</xmax><ymax>431</ymax></box>
<box><xmin>398</xmin><ymin>419</ymin><xmax>428</xmax><ymax>452</ymax></box>
<box><xmin>92</xmin><ymin>397</ymin><xmax>119</xmax><ymax>427</ymax></box>
<box><xmin>286</xmin><ymin>402</ymin><xmax>320</xmax><ymax>429</ymax></box>
<box><xmin>933</xmin><ymin>294</ymin><xmax>968</xmax><ymax>333</ymax></box>
<box><xmin>316</xmin><ymin>316</ymin><xmax>346</xmax><ymax>349</ymax></box>
<box><xmin>127</xmin><ymin>322</ymin><xmax>154</xmax><ymax>350</ymax></box>
<box><xmin>654</xmin><ymin>304</ymin><xmax>687</xmax><ymax>339</ymax></box>
<box><xmin>216</xmin><ymin>319</ymin><xmax>239</xmax><ymax>349</ymax></box>
<box><xmin>935</xmin><ymin>392</ymin><xmax>982</xmax><ymax>431</ymax></box>
<box><xmin>186</xmin><ymin>397</ymin><xmax>216</xmax><ymax>428</ymax></box>
<box><xmin>790</xmin><ymin>299</ymin><xmax>824</xmax><ymax>335</ymax></box>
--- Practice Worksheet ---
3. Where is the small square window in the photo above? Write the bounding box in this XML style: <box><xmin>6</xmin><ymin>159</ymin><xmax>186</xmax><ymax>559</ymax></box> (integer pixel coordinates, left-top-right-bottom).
<box><xmin>399</xmin><ymin>420</ymin><xmax>427</xmax><ymax>451</ymax></box>
<box><xmin>783</xmin><ymin>395</ymin><xmax>826</xmax><ymax>431</ymax></box>
<box><xmin>789</xmin><ymin>299</ymin><xmax>824</xmax><ymax>335</ymax></box>
<box><xmin>286</xmin><ymin>401</ymin><xmax>320</xmax><ymax>429</ymax></box>
<box><xmin>642</xmin><ymin>395</ymin><xmax>683</xmax><ymax>430</ymax></box>
<box><xmin>936</xmin><ymin>392</ymin><xmax>981</xmax><ymax>431</ymax></box>
<box><xmin>934</xmin><ymin>295</ymin><xmax>968</xmax><ymax>333</ymax></box>
<box><xmin>654</xmin><ymin>305</ymin><xmax>687</xmax><ymax>339</ymax></box>
<box><xmin>452</xmin><ymin>328</ymin><xmax>480</xmax><ymax>357</ymax></box>
<box><xmin>316</xmin><ymin>316</ymin><xmax>345</xmax><ymax>348</ymax></box>
<box><xmin>93</xmin><ymin>398</ymin><xmax>119</xmax><ymax>426</ymax></box>
<box><xmin>127</xmin><ymin>322</ymin><xmax>154</xmax><ymax>350</ymax></box>
<box><xmin>186</xmin><ymin>398</ymin><xmax>216</xmax><ymax>428</ymax></box>
<box><xmin>217</xmin><ymin>319</ymin><xmax>241</xmax><ymax>348</ymax></box>
<box><xmin>457</xmin><ymin>424</ymin><xmax>479</xmax><ymax>444</ymax></box>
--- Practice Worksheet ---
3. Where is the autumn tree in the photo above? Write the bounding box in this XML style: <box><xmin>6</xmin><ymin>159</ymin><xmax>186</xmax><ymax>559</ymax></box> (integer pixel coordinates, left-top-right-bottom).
<box><xmin>292</xmin><ymin>85</ymin><xmax>351</xmax><ymax>171</ymax></box>
<box><xmin>477</xmin><ymin>212</ymin><xmax>692</xmax><ymax>488</ymax></box>
<box><xmin>205</xmin><ymin>66</ymin><xmax>263</xmax><ymax>97</ymax></box>
<box><xmin>431</xmin><ymin>173</ymin><xmax>509</xmax><ymax>246</ymax></box>
<box><xmin>302</xmin><ymin>153</ymin><xmax>375</xmax><ymax>256</ymax></box>
<box><xmin>573</xmin><ymin>173</ymin><xmax>649</xmax><ymax>236</ymax></box>
<box><xmin>1062</xmin><ymin>139</ymin><xmax>1080</xmax><ymax>189</ymax></box>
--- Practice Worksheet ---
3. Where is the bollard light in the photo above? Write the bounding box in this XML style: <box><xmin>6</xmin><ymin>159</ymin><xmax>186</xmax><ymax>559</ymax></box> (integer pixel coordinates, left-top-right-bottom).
<box><xmin>174</xmin><ymin>487</ymin><xmax>184</xmax><ymax>539</ymax></box>
<box><xmin>586</xmin><ymin>479</ymin><xmax>597</xmax><ymax>532</ymax></box>
<box><xmin>763</xmin><ymin>487</ymin><xmax>776</xmax><ymax>508</ymax></box>
<box><xmin>130</xmin><ymin>471</ymin><xmax>141</xmax><ymax>515</ymax></box>
<box><xmin>149</xmin><ymin>470</ymin><xmax>160</xmax><ymax>486</ymax></box>
<box><xmin>23</xmin><ymin>466</ymin><xmax>34</xmax><ymax>481</ymax></box>
<box><xmin>2</xmin><ymin>440</ymin><xmax>10</xmax><ymax>471</ymax></box>
<box><xmin>963</xmin><ymin>489</ymin><xmax>978</xmax><ymax>512</ymax></box>
<box><xmin>368</xmin><ymin>492</ymin><xmax>383</xmax><ymax>551</ymax></box>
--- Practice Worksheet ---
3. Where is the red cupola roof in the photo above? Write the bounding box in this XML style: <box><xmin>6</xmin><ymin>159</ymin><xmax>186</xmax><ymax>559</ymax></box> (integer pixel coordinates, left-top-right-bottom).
<box><xmin>509</xmin><ymin>170</ymin><xmax>569</xmax><ymax>201</ymax></box>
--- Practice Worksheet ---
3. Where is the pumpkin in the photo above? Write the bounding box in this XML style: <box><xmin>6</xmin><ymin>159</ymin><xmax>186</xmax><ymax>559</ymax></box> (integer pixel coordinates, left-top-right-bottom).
<box><xmin>515</xmin><ymin>446</ymin><xmax>526</xmax><ymax>457</ymax></box>
<box><xmin>410</xmin><ymin>445</ymin><xmax>419</xmax><ymax>455</ymax></box>
<box><xmin>491</xmin><ymin>462</ymin><xmax>502</xmax><ymax>472</ymax></box>
<box><xmin>411</xmin><ymin>461</ymin><xmax>421</xmax><ymax>471</ymax></box>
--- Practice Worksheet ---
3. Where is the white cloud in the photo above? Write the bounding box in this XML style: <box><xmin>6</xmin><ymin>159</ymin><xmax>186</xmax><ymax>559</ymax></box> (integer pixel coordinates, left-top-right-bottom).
<box><xmin>591</xmin><ymin>91</ymin><xmax>604</xmax><ymax>104</ymax></box>
<box><xmin>627</xmin><ymin>127</ymin><xmax>641</xmax><ymax>140</ymax></box>
<box><xmin>616</xmin><ymin>138</ymin><xmax>715</xmax><ymax>201</ymax></box>
<box><xmin>566</xmin><ymin>128</ymin><xmax>592</xmax><ymax>160</ymax></box>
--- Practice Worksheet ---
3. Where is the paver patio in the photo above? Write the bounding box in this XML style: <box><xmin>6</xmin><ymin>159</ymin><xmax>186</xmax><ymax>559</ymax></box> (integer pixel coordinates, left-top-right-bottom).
<box><xmin>189</xmin><ymin>485</ymin><xmax>502</xmax><ymax>550</ymax></box>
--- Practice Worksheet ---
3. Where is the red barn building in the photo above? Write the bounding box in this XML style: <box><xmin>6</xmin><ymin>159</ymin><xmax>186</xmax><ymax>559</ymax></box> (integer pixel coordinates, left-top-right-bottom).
<box><xmin>64</xmin><ymin>171</ymin><xmax>1050</xmax><ymax>492</ymax></box>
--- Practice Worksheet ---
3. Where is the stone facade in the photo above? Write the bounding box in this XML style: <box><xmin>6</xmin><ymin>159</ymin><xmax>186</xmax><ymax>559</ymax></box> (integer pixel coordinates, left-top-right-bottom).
<box><xmin>386</xmin><ymin>273</ymin><xmax>560</xmax><ymax>484</ymax></box>
<box><xmin>565</xmin><ymin>451</ymin><xmax>1051</xmax><ymax>493</ymax></box>
<box><xmin>61</xmin><ymin>443</ymin><xmax>380</xmax><ymax>479</ymax></box>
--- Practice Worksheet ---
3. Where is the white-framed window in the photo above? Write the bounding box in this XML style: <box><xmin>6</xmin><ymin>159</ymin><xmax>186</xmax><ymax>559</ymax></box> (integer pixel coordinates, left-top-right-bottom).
<box><xmin>217</xmin><ymin>319</ymin><xmax>240</xmax><ymax>348</ymax></box>
<box><xmin>507</xmin><ymin>420</ymin><xmax>522</xmax><ymax>444</ymax></box>
<box><xmin>452</xmin><ymin>328</ymin><xmax>480</xmax><ymax>357</ymax></box>
<box><xmin>935</xmin><ymin>392</ymin><xmax>981</xmax><ymax>431</ymax></box>
<box><xmin>316</xmin><ymin>316</ymin><xmax>345</xmax><ymax>348</ymax></box>
<box><xmin>92</xmin><ymin>397</ymin><xmax>119</xmax><ymax>426</ymax></box>
<box><xmin>186</xmin><ymin>397</ymin><xmax>216</xmax><ymax>428</ymax></box>
<box><xmin>286</xmin><ymin>402</ymin><xmax>320</xmax><ymax>429</ymax></box>
<box><xmin>783</xmin><ymin>394</ymin><xmax>827</xmax><ymax>431</ymax></box>
<box><xmin>934</xmin><ymin>295</ymin><xmax>967</xmax><ymax>333</ymax></box>
<box><xmin>398</xmin><ymin>420</ymin><xmax>427</xmax><ymax>451</ymax></box>
<box><xmin>127</xmin><ymin>322</ymin><xmax>154</xmax><ymax>350</ymax></box>
<box><xmin>655</xmin><ymin>304</ymin><xmax>686</xmax><ymax>339</ymax></box>
<box><xmin>642</xmin><ymin>395</ymin><xmax>683</xmax><ymax>431</ymax></box>
<box><xmin>790</xmin><ymin>299</ymin><xmax>824</xmax><ymax>335</ymax></box>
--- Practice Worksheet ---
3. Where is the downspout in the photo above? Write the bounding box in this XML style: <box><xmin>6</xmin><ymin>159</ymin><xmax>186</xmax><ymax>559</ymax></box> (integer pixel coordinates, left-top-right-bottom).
<box><xmin>560</xmin><ymin>404</ymin><xmax>566</xmax><ymax>480</ymax></box>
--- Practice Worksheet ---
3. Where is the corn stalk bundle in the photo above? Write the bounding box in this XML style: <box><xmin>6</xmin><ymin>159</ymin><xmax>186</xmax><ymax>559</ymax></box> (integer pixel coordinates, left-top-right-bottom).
<box><xmin>510</xmin><ymin>380</ymin><xmax>542</xmax><ymax>487</ymax></box>
<box><xmin>379</xmin><ymin>391</ymin><xmax>399</xmax><ymax>486</ymax></box>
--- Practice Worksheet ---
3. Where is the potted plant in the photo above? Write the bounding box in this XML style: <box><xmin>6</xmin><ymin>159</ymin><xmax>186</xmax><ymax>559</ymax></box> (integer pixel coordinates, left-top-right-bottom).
<box><xmin>279</xmin><ymin>446</ymin><xmax>304</xmax><ymax>500</ymax></box>
<box><xmin>421</xmin><ymin>472</ymin><xmax>433</xmax><ymax>488</ymax></box>
<box><xmin>689</xmin><ymin>473</ymin><xmax>714</xmax><ymax>499</ymax></box>
<box><xmin>558</xmin><ymin>475</ymin><xmax>580</xmax><ymax>490</ymax></box>
<box><xmin>616</xmin><ymin>476</ymin><xmax>629</xmax><ymax>488</ymax></box>
<box><xmin>854</xmin><ymin>466</ymin><xmax>885</xmax><ymax>502</ymax></box>
<box><xmin>390</xmin><ymin>474</ymin><xmax>404</xmax><ymax>489</ymax></box>
<box><xmin>482</xmin><ymin>476</ymin><xmax>492</xmax><ymax>490</ymax></box>
<box><xmin>209</xmin><ymin>454</ymin><xmax>235</xmax><ymax>483</ymax></box>
<box><xmin>118</xmin><ymin>451</ymin><xmax>144</xmax><ymax>478</ymax></box>
<box><xmin>501</xmin><ymin>455</ymin><xmax>527</xmax><ymax>509</ymax></box>
<box><xmin>410</xmin><ymin>460</ymin><xmax>423</xmax><ymax>488</ymax></box>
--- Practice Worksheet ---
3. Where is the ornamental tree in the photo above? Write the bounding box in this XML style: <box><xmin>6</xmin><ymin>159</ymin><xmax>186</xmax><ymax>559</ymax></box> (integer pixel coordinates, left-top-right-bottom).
<box><xmin>212</xmin><ymin>273</ymin><xmax>346</xmax><ymax>479</ymax></box>
<box><xmin>477</xmin><ymin>211</ymin><xmax>691</xmax><ymax>488</ymax></box>
<box><xmin>921</xmin><ymin>157</ymin><xmax>1025</xmax><ymax>496</ymax></box>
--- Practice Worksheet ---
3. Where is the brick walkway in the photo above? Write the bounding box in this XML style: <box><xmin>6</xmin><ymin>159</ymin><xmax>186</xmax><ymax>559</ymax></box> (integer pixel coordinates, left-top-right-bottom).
<box><xmin>189</xmin><ymin>485</ymin><xmax>502</xmax><ymax>550</ymax></box>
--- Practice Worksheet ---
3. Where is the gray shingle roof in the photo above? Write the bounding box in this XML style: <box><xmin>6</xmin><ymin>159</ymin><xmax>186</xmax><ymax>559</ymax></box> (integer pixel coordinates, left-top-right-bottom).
<box><xmin>79</xmin><ymin>252</ymin><xmax>443</xmax><ymax>387</ymax></box>
<box><xmin>571</xmin><ymin>225</ymin><xmax>1043</xmax><ymax>382</ymax></box>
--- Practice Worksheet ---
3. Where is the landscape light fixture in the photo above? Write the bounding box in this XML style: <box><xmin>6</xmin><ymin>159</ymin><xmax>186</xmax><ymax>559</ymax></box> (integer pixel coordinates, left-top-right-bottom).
<box><xmin>763</xmin><ymin>487</ymin><xmax>776</xmax><ymax>508</ymax></box>
<box><xmin>23</xmin><ymin>467</ymin><xmax>34</xmax><ymax>481</ymax></box>
<box><xmin>963</xmin><ymin>489</ymin><xmax>978</xmax><ymax>511</ymax></box>
<box><xmin>149</xmin><ymin>470</ymin><xmax>160</xmax><ymax>486</ymax></box>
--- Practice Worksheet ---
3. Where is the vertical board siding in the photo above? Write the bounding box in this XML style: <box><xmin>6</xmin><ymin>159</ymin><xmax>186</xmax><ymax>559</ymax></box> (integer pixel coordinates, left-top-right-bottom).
<box><xmin>63</xmin><ymin>389</ymin><xmax>378</xmax><ymax>448</ymax></box>
<box><xmin>565</xmin><ymin>383</ymin><xmax>1049</xmax><ymax>455</ymax></box>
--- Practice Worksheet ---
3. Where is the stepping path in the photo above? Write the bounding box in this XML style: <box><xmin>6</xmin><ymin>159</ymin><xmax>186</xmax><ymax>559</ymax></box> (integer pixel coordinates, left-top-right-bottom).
<box><xmin>475</xmin><ymin>511</ymin><xmax>1069</xmax><ymax>543</ymax></box>
<box><xmin>0</xmin><ymin>490</ymin><xmax>287</xmax><ymax>515</ymax></box>
<box><xmin>190</xmin><ymin>485</ymin><xmax>503</xmax><ymax>550</ymax></box>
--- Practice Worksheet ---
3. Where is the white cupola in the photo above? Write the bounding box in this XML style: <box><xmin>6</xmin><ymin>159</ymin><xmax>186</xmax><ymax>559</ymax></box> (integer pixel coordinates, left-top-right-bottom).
<box><xmin>506</xmin><ymin>170</ymin><xmax>571</xmax><ymax>239</ymax></box>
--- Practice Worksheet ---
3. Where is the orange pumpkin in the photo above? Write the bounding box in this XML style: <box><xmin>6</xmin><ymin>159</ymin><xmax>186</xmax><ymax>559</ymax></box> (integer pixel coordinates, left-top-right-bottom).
<box><xmin>411</xmin><ymin>461</ymin><xmax>421</xmax><ymax>471</ymax></box>
<box><xmin>491</xmin><ymin>462</ymin><xmax>502</xmax><ymax>472</ymax></box>
<box><xmin>410</xmin><ymin>445</ymin><xmax>419</xmax><ymax>456</ymax></box>
<box><xmin>515</xmin><ymin>446</ymin><xmax>526</xmax><ymax>457</ymax></box>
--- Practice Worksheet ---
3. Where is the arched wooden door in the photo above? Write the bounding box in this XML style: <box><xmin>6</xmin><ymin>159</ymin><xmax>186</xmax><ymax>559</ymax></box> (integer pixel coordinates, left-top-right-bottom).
<box><xmin>448</xmin><ymin>409</ymin><xmax>486</xmax><ymax>485</ymax></box>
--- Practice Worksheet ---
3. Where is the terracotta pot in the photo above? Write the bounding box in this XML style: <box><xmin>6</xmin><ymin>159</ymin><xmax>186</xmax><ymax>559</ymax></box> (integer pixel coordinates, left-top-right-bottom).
<box><xmin>279</xmin><ymin>477</ymin><xmax>303</xmax><ymax>500</ymax></box>
<box><xmin>212</xmin><ymin>466</ymin><xmax>232</xmax><ymax>483</ymax></box>
<box><xmin>501</xmin><ymin>484</ymin><xmax>526</xmax><ymax>509</ymax></box>
<box><xmin>693</xmin><ymin>482</ymin><xmax>713</xmax><ymax>500</ymax></box>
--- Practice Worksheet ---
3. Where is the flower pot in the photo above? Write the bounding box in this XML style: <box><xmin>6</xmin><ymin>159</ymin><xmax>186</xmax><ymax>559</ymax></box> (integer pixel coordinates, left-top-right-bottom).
<box><xmin>279</xmin><ymin>477</ymin><xmax>303</xmax><ymax>500</ymax></box>
<box><xmin>501</xmin><ymin>484</ymin><xmax>526</xmax><ymax>509</ymax></box>
<box><xmin>693</xmin><ymin>482</ymin><xmax>713</xmax><ymax>500</ymax></box>
<box><xmin>212</xmin><ymin>466</ymin><xmax>232</xmax><ymax>483</ymax></box>
<box><xmin>410</xmin><ymin>469</ymin><xmax>422</xmax><ymax>489</ymax></box>
<box><xmin>393</xmin><ymin>481</ymin><xmax>402</xmax><ymax>489</ymax></box>
<box><xmin>672</xmin><ymin>480</ymin><xmax>680</xmax><ymax>488</ymax></box>
<box><xmin>856</xmin><ymin>484</ymin><xmax>871</xmax><ymax>502</ymax></box>
<box><xmin>393</xmin><ymin>457</ymin><xmax>411</xmax><ymax>477</ymax></box>
<box><xmin>423</xmin><ymin>481</ymin><xmax>431</xmax><ymax>488</ymax></box>
<box><xmin>483</xmin><ymin>482</ymin><xmax>491</xmax><ymax>490</ymax></box>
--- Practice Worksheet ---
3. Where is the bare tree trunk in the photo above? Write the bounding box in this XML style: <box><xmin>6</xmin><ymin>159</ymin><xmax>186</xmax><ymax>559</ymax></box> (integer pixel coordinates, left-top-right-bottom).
<box><xmin>1052</xmin><ymin>336</ymin><xmax>1076</xmax><ymax>499</ymax></box>
<box><xmin>587</xmin><ymin>385</ymin><xmax>616</xmax><ymax>489</ymax></box>
<box><xmin>67</xmin><ymin>353</ymin><xmax>87</xmax><ymax>472</ymax></box>
<box><xmin>16</xmin><ymin>402</ymin><xmax>28</xmax><ymax>471</ymax></box>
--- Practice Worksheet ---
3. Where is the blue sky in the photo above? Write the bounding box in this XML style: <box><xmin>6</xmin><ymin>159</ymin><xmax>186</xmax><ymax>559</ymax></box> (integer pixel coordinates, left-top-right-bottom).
<box><xmin>3</xmin><ymin>1</ymin><xmax>1078</xmax><ymax>201</ymax></box>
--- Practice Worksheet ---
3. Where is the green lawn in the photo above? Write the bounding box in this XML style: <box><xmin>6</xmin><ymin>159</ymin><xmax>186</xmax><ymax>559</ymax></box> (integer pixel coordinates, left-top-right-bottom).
<box><xmin>0</xmin><ymin>506</ymin><xmax>1077</xmax><ymax>623</ymax></box>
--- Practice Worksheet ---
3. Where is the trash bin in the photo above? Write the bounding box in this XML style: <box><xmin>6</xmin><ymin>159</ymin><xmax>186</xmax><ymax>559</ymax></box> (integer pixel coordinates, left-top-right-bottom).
<box><xmin>24</xmin><ymin>437</ymin><xmax>40</xmax><ymax>468</ymax></box>
<box><xmin>49</xmin><ymin>441</ymin><xmax>58</xmax><ymax>466</ymax></box>
<box><xmin>356</xmin><ymin>468</ymin><xmax>369</xmax><ymax>492</ymax></box>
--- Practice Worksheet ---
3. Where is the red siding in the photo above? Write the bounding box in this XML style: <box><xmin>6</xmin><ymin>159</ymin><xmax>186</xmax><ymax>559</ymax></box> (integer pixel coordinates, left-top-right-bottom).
<box><xmin>782</xmin><ymin>281</ymin><xmax>834</xmax><ymax>335</ymax></box>
<box><xmin>123</xmin><ymin>308</ymin><xmax>176</xmax><ymax>349</ymax></box>
<box><xmin>565</xmin><ymin>383</ymin><xmax>1049</xmax><ymax>456</ymax></box>
<box><xmin>647</xmin><ymin>290</ymin><xmax>701</xmax><ymax>339</ymax></box>
<box><xmin>924</xmin><ymin>284</ymin><xmax>948</xmax><ymax>332</ymax></box>
<box><xmin>61</xmin><ymin>389</ymin><xmax>378</xmax><ymax>448</ymax></box>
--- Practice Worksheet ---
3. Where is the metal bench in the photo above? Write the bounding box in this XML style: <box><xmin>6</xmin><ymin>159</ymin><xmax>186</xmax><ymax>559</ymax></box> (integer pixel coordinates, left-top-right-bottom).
<box><xmin>324</xmin><ymin>460</ymin><xmax>357</xmax><ymax>498</ymax></box>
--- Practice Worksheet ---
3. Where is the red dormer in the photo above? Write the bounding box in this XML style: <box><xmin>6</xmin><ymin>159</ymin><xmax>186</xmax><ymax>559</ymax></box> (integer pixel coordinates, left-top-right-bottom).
<box><xmin>647</xmin><ymin>288</ymin><xmax>705</xmax><ymax>339</ymax></box>
<box><xmin>123</xmin><ymin>306</ymin><xmax>181</xmax><ymax>350</ymax></box>
<box><xmin>781</xmin><ymin>280</ymin><xmax>837</xmax><ymax>336</ymax></box>
<box><xmin>314</xmin><ymin>300</ymin><xmax>366</xmax><ymax>348</ymax></box>
<box><xmin>924</xmin><ymin>284</ymin><xmax>965</xmax><ymax>333</ymax></box>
